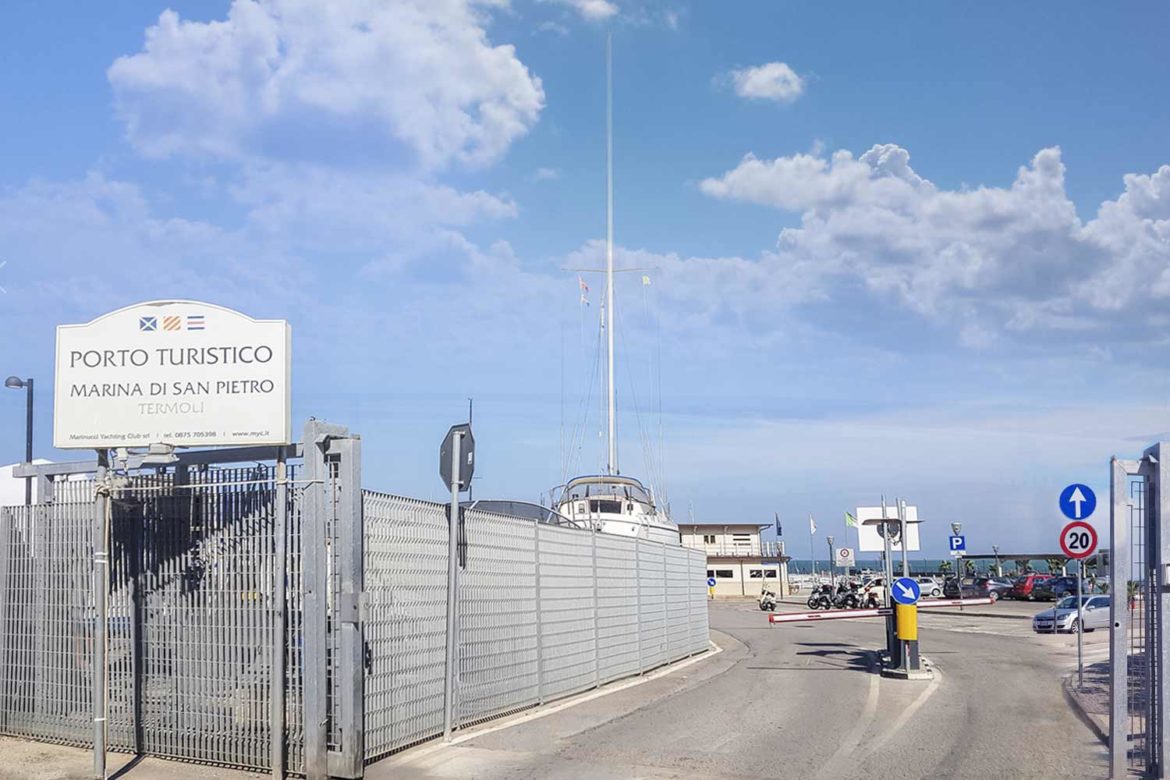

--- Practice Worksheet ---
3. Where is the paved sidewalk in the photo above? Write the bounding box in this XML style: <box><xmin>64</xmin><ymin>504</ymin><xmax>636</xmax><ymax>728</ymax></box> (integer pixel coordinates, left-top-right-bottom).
<box><xmin>1064</xmin><ymin>660</ymin><xmax>1110</xmax><ymax>744</ymax></box>
<box><xmin>0</xmin><ymin>737</ymin><xmax>262</xmax><ymax>780</ymax></box>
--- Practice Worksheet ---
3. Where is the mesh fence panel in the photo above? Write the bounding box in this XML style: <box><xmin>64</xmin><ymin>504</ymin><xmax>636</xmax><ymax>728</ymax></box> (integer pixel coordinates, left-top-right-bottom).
<box><xmin>361</xmin><ymin>493</ymin><xmax>710</xmax><ymax>762</ymax></box>
<box><xmin>536</xmin><ymin>525</ymin><xmax>597</xmax><ymax>699</ymax></box>
<box><xmin>363</xmin><ymin>493</ymin><xmax>449</xmax><ymax>760</ymax></box>
<box><xmin>595</xmin><ymin>534</ymin><xmax>640</xmax><ymax>682</ymax></box>
<box><xmin>0</xmin><ymin>501</ymin><xmax>94</xmax><ymax>746</ymax></box>
<box><xmin>458</xmin><ymin>508</ymin><xmax>539</xmax><ymax>723</ymax></box>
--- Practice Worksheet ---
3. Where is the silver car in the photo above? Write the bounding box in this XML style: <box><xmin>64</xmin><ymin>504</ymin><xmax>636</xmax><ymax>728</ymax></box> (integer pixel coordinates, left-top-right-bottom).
<box><xmin>914</xmin><ymin>577</ymin><xmax>943</xmax><ymax>598</ymax></box>
<box><xmin>1032</xmin><ymin>595</ymin><xmax>1110</xmax><ymax>633</ymax></box>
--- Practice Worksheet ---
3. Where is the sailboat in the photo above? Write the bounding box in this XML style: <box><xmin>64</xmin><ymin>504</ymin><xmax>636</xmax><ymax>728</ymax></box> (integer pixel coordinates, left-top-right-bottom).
<box><xmin>552</xmin><ymin>37</ymin><xmax>680</xmax><ymax>546</ymax></box>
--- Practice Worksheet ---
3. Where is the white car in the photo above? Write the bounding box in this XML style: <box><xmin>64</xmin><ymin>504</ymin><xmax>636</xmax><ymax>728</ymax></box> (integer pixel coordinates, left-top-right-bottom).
<box><xmin>1032</xmin><ymin>595</ymin><xmax>1111</xmax><ymax>633</ymax></box>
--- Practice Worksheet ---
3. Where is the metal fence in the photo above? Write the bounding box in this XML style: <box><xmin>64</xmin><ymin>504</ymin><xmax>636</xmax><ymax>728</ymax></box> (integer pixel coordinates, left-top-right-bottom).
<box><xmin>1111</xmin><ymin>446</ymin><xmax>1169</xmax><ymax>779</ymax></box>
<box><xmin>0</xmin><ymin>422</ymin><xmax>710</xmax><ymax>778</ymax></box>
<box><xmin>363</xmin><ymin>495</ymin><xmax>710</xmax><ymax>763</ymax></box>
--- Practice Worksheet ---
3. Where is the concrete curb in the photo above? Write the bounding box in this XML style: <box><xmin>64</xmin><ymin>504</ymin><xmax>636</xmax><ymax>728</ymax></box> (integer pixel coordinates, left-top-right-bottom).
<box><xmin>1062</xmin><ymin>673</ymin><xmax>1108</xmax><ymax>746</ymax></box>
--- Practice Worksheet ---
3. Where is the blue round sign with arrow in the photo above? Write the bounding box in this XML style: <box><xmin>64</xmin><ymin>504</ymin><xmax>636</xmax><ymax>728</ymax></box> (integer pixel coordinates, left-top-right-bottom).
<box><xmin>1059</xmin><ymin>483</ymin><xmax>1096</xmax><ymax>520</ymax></box>
<box><xmin>706</xmin><ymin>577</ymin><xmax>717</xmax><ymax>588</ymax></box>
<box><xmin>892</xmin><ymin>577</ymin><xmax>921</xmax><ymax>606</ymax></box>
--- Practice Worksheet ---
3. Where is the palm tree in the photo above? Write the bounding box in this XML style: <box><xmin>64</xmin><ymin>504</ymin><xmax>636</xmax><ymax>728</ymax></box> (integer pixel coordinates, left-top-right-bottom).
<box><xmin>964</xmin><ymin>559</ymin><xmax>976</xmax><ymax>575</ymax></box>
<box><xmin>938</xmin><ymin>560</ymin><xmax>952</xmax><ymax>574</ymax></box>
<box><xmin>1016</xmin><ymin>559</ymin><xmax>1031</xmax><ymax>574</ymax></box>
<box><xmin>1045</xmin><ymin>558</ymin><xmax>1066</xmax><ymax>575</ymax></box>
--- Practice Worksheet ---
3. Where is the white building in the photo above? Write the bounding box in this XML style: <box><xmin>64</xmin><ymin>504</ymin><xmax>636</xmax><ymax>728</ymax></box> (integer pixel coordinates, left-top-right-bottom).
<box><xmin>679</xmin><ymin>521</ymin><xmax>790</xmax><ymax>597</ymax></box>
<box><xmin>0</xmin><ymin>460</ymin><xmax>49</xmax><ymax>506</ymax></box>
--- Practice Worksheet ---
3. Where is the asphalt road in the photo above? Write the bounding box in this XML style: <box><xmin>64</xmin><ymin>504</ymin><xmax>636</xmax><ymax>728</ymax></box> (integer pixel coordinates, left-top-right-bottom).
<box><xmin>382</xmin><ymin>600</ymin><xmax>1109</xmax><ymax>779</ymax></box>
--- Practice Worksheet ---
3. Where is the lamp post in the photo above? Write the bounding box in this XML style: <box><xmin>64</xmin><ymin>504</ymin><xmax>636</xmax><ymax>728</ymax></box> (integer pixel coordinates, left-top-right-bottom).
<box><xmin>992</xmin><ymin>544</ymin><xmax>1001</xmax><ymax>577</ymax></box>
<box><xmin>827</xmin><ymin>535</ymin><xmax>835</xmax><ymax>587</ymax></box>
<box><xmin>4</xmin><ymin>376</ymin><xmax>33</xmax><ymax>505</ymax></box>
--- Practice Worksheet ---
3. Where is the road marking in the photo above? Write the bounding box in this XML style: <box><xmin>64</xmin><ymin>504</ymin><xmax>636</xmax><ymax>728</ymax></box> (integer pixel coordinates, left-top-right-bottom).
<box><xmin>815</xmin><ymin>663</ymin><xmax>881</xmax><ymax>778</ymax></box>
<box><xmin>862</xmin><ymin>665</ymin><xmax>943</xmax><ymax>757</ymax></box>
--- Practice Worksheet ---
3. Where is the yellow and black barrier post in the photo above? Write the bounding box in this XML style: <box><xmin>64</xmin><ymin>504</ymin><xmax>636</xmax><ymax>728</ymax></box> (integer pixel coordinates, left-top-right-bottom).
<box><xmin>885</xmin><ymin>577</ymin><xmax>930</xmax><ymax>679</ymax></box>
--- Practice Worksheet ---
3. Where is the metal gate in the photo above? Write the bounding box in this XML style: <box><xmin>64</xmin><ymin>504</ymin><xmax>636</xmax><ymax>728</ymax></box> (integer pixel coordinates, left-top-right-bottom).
<box><xmin>0</xmin><ymin>421</ymin><xmax>367</xmax><ymax>778</ymax></box>
<box><xmin>1111</xmin><ymin>445</ymin><xmax>1168</xmax><ymax>779</ymax></box>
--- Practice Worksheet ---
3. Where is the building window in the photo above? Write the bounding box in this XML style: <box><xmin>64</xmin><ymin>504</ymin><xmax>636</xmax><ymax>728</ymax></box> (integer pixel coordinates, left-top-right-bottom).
<box><xmin>732</xmin><ymin>534</ymin><xmax>751</xmax><ymax>546</ymax></box>
<box><xmin>749</xmin><ymin>569</ymin><xmax>763</xmax><ymax>578</ymax></box>
<box><xmin>763</xmin><ymin>570</ymin><xmax>778</xmax><ymax>578</ymax></box>
<box><xmin>714</xmin><ymin>569</ymin><xmax>734</xmax><ymax>579</ymax></box>
<box><xmin>707</xmin><ymin>569</ymin><xmax>714</xmax><ymax>578</ymax></box>
<box><xmin>703</xmin><ymin>534</ymin><xmax>716</xmax><ymax>544</ymax></box>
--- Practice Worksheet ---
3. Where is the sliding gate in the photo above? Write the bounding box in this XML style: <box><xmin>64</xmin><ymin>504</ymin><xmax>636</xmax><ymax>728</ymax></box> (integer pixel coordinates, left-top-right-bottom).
<box><xmin>0</xmin><ymin>420</ymin><xmax>365</xmax><ymax>777</ymax></box>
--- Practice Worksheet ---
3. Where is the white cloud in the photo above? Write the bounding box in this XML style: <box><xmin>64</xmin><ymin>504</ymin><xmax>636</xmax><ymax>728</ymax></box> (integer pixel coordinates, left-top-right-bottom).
<box><xmin>108</xmin><ymin>0</ymin><xmax>545</xmax><ymax>170</ymax></box>
<box><xmin>729</xmin><ymin>62</ymin><xmax>805</xmax><ymax>103</ymax></box>
<box><xmin>530</xmin><ymin>166</ymin><xmax>560</xmax><ymax>181</ymax></box>
<box><xmin>700</xmin><ymin>143</ymin><xmax>1170</xmax><ymax>342</ymax></box>
<box><xmin>543</xmin><ymin>0</ymin><xmax>619</xmax><ymax>21</ymax></box>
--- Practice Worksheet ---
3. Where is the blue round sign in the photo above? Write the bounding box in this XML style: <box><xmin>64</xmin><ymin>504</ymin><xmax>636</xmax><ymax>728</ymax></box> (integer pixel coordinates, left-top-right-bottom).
<box><xmin>1059</xmin><ymin>483</ymin><xmax>1097</xmax><ymax>521</ymax></box>
<box><xmin>892</xmin><ymin>577</ymin><xmax>921</xmax><ymax>606</ymax></box>
<box><xmin>706</xmin><ymin>577</ymin><xmax>717</xmax><ymax>587</ymax></box>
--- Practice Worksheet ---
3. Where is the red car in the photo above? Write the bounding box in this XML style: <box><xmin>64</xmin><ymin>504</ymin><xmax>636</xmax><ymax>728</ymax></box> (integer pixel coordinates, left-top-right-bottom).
<box><xmin>1010</xmin><ymin>573</ymin><xmax>1053</xmax><ymax>600</ymax></box>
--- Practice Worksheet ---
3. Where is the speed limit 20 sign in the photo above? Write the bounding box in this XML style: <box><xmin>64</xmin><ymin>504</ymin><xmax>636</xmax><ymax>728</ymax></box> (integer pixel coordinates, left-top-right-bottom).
<box><xmin>1060</xmin><ymin>521</ymin><xmax>1098</xmax><ymax>560</ymax></box>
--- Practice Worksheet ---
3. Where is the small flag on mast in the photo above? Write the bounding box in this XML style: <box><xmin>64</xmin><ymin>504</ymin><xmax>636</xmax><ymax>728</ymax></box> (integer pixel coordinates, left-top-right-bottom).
<box><xmin>578</xmin><ymin>276</ymin><xmax>590</xmax><ymax>306</ymax></box>
<box><xmin>845</xmin><ymin>512</ymin><xmax>858</xmax><ymax>528</ymax></box>
<box><xmin>774</xmin><ymin>512</ymin><xmax>782</xmax><ymax>537</ymax></box>
<box><xmin>641</xmin><ymin>275</ymin><xmax>651</xmax><ymax>286</ymax></box>
<box><xmin>809</xmin><ymin>515</ymin><xmax>817</xmax><ymax>535</ymax></box>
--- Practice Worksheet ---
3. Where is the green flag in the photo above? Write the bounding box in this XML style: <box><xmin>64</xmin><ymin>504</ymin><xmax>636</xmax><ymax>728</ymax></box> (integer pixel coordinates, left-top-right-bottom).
<box><xmin>845</xmin><ymin>512</ymin><xmax>858</xmax><ymax>528</ymax></box>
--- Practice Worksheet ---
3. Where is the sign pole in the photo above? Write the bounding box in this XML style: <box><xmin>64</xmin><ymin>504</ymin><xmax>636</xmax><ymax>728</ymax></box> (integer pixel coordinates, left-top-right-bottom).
<box><xmin>1077</xmin><ymin>558</ymin><xmax>1084</xmax><ymax>690</ymax></box>
<box><xmin>442</xmin><ymin>430</ymin><xmax>462</xmax><ymax>741</ymax></box>
<box><xmin>881</xmin><ymin>497</ymin><xmax>897</xmax><ymax>664</ymax></box>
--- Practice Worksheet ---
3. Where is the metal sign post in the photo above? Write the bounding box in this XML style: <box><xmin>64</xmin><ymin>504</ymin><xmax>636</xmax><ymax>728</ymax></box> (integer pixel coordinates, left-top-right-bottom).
<box><xmin>1059</xmin><ymin>517</ymin><xmax>1098</xmax><ymax>692</ymax></box>
<box><xmin>440</xmin><ymin>423</ymin><xmax>474</xmax><ymax>742</ymax></box>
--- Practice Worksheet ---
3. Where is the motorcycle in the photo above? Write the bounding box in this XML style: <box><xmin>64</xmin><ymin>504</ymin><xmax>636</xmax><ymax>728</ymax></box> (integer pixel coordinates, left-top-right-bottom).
<box><xmin>758</xmin><ymin>587</ymin><xmax>778</xmax><ymax>612</ymax></box>
<box><xmin>831</xmin><ymin>582</ymin><xmax>861</xmax><ymax>610</ymax></box>
<box><xmin>806</xmin><ymin>583</ymin><xmax>833</xmax><ymax>610</ymax></box>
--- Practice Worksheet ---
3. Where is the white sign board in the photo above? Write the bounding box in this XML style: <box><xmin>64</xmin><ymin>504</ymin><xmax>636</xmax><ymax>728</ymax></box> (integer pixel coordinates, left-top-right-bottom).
<box><xmin>855</xmin><ymin>505</ymin><xmax>921</xmax><ymax>553</ymax></box>
<box><xmin>54</xmin><ymin>301</ymin><xmax>291</xmax><ymax>449</ymax></box>
<box><xmin>836</xmin><ymin>547</ymin><xmax>856</xmax><ymax>567</ymax></box>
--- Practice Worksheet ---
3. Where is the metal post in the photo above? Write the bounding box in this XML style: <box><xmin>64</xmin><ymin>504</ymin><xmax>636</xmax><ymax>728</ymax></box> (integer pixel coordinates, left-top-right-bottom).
<box><xmin>93</xmin><ymin>449</ymin><xmax>109</xmax><ymax>780</ymax></box>
<box><xmin>1072</xmin><ymin>558</ymin><xmax>1083</xmax><ymax>691</ymax></box>
<box><xmin>271</xmin><ymin>452</ymin><xmax>288</xmax><ymax>779</ymax></box>
<box><xmin>1110</xmin><ymin>458</ymin><xmax>1135</xmax><ymax>780</ymax></box>
<box><xmin>333</xmin><ymin>436</ymin><xmax>365</xmax><ymax>776</ymax></box>
<box><xmin>898</xmin><ymin>499</ymin><xmax>910</xmax><ymax>579</ymax></box>
<box><xmin>443</xmin><ymin>431</ymin><xmax>461</xmax><ymax>741</ymax></box>
<box><xmin>1152</xmin><ymin>442</ymin><xmax>1170</xmax><ymax>777</ymax></box>
<box><xmin>881</xmin><ymin>497</ymin><xmax>896</xmax><ymax>664</ymax></box>
<box><xmin>827</xmin><ymin>536</ymin><xmax>835</xmax><ymax>588</ymax></box>
<box><xmin>534</xmin><ymin>519</ymin><xmax>545</xmax><ymax>703</ymax></box>
<box><xmin>24</xmin><ymin>378</ymin><xmax>33</xmax><ymax>506</ymax></box>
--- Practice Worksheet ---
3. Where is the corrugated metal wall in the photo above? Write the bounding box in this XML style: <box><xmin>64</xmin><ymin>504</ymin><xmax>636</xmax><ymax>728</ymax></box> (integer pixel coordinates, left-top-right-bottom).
<box><xmin>362</xmin><ymin>493</ymin><xmax>711</xmax><ymax>763</ymax></box>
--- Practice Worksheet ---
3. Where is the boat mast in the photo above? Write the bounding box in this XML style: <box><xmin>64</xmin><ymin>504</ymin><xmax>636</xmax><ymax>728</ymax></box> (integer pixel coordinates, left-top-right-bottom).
<box><xmin>606</xmin><ymin>33</ymin><xmax>617</xmax><ymax>476</ymax></box>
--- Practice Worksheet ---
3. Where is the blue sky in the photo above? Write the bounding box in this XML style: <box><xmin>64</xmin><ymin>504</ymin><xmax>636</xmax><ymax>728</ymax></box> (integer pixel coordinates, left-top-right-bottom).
<box><xmin>1</xmin><ymin>0</ymin><xmax>1169</xmax><ymax>555</ymax></box>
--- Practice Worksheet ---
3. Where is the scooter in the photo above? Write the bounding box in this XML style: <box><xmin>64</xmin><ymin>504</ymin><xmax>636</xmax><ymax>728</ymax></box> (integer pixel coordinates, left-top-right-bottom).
<box><xmin>806</xmin><ymin>583</ymin><xmax>833</xmax><ymax>610</ymax></box>
<box><xmin>758</xmin><ymin>587</ymin><xmax>778</xmax><ymax>612</ymax></box>
<box><xmin>831</xmin><ymin>582</ymin><xmax>860</xmax><ymax>610</ymax></box>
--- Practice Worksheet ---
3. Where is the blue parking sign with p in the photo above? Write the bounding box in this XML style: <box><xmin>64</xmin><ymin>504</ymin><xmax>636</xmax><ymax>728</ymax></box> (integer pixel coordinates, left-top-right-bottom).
<box><xmin>949</xmin><ymin>535</ymin><xmax>966</xmax><ymax>552</ymax></box>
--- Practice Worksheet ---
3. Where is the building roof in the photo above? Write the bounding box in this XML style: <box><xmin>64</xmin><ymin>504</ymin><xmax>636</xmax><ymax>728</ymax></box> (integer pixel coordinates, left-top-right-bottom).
<box><xmin>677</xmin><ymin>522</ymin><xmax>771</xmax><ymax>529</ymax></box>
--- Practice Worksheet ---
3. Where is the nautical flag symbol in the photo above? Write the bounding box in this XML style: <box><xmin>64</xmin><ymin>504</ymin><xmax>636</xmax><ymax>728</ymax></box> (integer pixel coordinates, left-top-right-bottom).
<box><xmin>162</xmin><ymin>316</ymin><xmax>182</xmax><ymax>331</ymax></box>
<box><xmin>139</xmin><ymin>317</ymin><xmax>157</xmax><ymax>332</ymax></box>
<box><xmin>187</xmin><ymin>314</ymin><xmax>206</xmax><ymax>331</ymax></box>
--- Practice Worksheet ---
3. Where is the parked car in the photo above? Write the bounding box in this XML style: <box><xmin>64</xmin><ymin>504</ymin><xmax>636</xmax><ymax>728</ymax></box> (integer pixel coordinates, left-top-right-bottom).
<box><xmin>1031</xmin><ymin>576</ymin><xmax>1087</xmax><ymax>602</ymax></box>
<box><xmin>943</xmin><ymin>576</ymin><xmax>1012</xmax><ymax>601</ymax></box>
<box><xmin>914</xmin><ymin>577</ymin><xmax>943</xmax><ymax>598</ymax></box>
<box><xmin>1009</xmin><ymin>573</ymin><xmax>1053</xmax><ymax>600</ymax></box>
<box><xmin>1032</xmin><ymin>595</ymin><xmax>1111</xmax><ymax>633</ymax></box>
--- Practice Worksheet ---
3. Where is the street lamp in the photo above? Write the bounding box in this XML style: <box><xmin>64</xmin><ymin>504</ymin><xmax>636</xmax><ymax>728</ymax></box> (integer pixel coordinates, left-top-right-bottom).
<box><xmin>992</xmin><ymin>544</ymin><xmax>1001</xmax><ymax>577</ymax></box>
<box><xmin>5</xmin><ymin>376</ymin><xmax>33</xmax><ymax>505</ymax></box>
<box><xmin>827</xmin><ymin>535</ymin><xmax>835</xmax><ymax>587</ymax></box>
